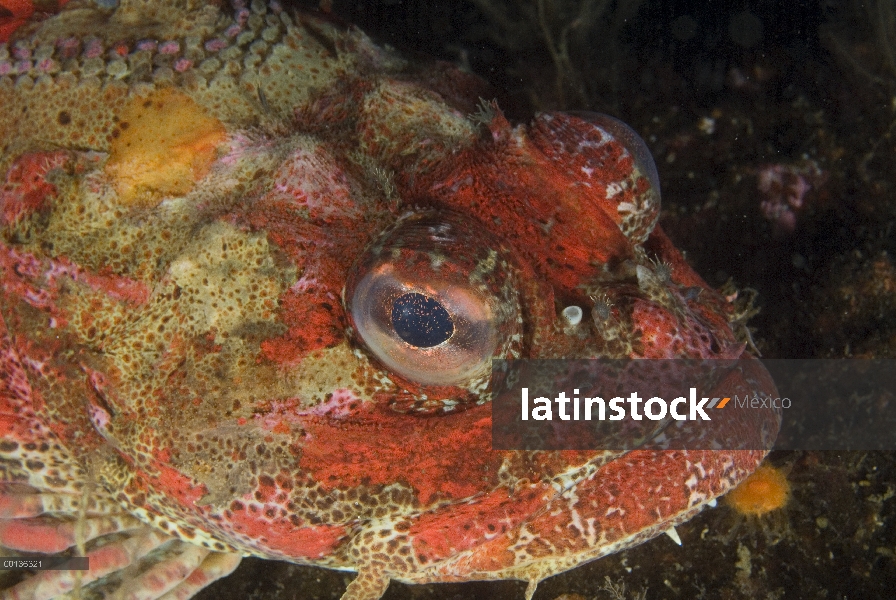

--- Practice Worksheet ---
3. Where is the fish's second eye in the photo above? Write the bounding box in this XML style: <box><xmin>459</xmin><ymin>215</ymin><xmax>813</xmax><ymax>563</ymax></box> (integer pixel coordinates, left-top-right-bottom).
<box><xmin>391</xmin><ymin>293</ymin><xmax>454</xmax><ymax>348</ymax></box>
<box><xmin>344</xmin><ymin>212</ymin><xmax>522</xmax><ymax>391</ymax></box>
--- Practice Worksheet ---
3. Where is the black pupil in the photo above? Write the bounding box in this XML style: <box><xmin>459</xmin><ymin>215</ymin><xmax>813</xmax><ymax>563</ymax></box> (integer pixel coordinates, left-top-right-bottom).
<box><xmin>391</xmin><ymin>293</ymin><xmax>454</xmax><ymax>348</ymax></box>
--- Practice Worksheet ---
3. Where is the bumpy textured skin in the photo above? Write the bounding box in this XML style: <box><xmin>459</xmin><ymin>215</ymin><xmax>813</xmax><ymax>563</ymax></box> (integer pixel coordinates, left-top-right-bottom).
<box><xmin>0</xmin><ymin>1</ymin><xmax>778</xmax><ymax>599</ymax></box>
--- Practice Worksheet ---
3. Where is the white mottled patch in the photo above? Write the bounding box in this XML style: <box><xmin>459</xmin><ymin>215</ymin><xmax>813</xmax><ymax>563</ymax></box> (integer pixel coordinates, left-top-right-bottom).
<box><xmin>617</xmin><ymin>200</ymin><xmax>636</xmax><ymax>214</ymax></box>
<box><xmin>606</xmin><ymin>182</ymin><xmax>624</xmax><ymax>198</ymax></box>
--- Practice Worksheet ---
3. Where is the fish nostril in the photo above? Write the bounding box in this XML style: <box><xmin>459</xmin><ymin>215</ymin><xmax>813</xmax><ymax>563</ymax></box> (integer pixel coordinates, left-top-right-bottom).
<box><xmin>391</xmin><ymin>292</ymin><xmax>454</xmax><ymax>348</ymax></box>
<box><xmin>561</xmin><ymin>305</ymin><xmax>583</xmax><ymax>327</ymax></box>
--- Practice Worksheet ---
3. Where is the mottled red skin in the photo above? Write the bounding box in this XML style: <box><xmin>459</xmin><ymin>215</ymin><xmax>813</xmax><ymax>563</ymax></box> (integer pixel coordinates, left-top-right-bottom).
<box><xmin>0</xmin><ymin>0</ymin><xmax>32</xmax><ymax>42</ymax></box>
<box><xmin>0</xmin><ymin>0</ymin><xmax>69</xmax><ymax>42</ymax></box>
<box><xmin>397</xmin><ymin>112</ymin><xmax>634</xmax><ymax>294</ymax></box>
<box><xmin>0</xmin><ymin>152</ymin><xmax>68</xmax><ymax>226</ymax></box>
<box><xmin>0</xmin><ymin>3</ymin><xmax>779</xmax><ymax>599</ymax></box>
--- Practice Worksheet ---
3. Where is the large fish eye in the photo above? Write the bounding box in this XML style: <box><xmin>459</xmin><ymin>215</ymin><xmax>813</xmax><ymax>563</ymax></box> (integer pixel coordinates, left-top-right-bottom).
<box><xmin>344</xmin><ymin>212</ymin><xmax>522</xmax><ymax>389</ymax></box>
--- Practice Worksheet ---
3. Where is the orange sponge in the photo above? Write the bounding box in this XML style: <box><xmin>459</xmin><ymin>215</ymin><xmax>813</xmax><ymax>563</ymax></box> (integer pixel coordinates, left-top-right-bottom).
<box><xmin>726</xmin><ymin>464</ymin><xmax>791</xmax><ymax>516</ymax></box>
<box><xmin>105</xmin><ymin>89</ymin><xmax>226</xmax><ymax>207</ymax></box>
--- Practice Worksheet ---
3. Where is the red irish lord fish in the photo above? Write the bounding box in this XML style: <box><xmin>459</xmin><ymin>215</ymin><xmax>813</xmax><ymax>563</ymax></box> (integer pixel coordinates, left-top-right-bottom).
<box><xmin>0</xmin><ymin>1</ymin><xmax>777</xmax><ymax>598</ymax></box>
